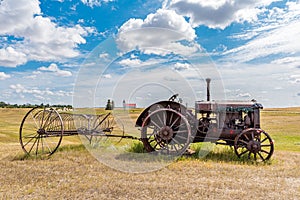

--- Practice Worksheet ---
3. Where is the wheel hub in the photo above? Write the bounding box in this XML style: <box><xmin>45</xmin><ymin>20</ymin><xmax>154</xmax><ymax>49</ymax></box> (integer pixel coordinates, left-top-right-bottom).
<box><xmin>37</xmin><ymin>128</ymin><xmax>45</xmax><ymax>135</ymax></box>
<box><xmin>159</xmin><ymin>126</ymin><xmax>173</xmax><ymax>141</ymax></box>
<box><xmin>247</xmin><ymin>140</ymin><xmax>261</xmax><ymax>153</ymax></box>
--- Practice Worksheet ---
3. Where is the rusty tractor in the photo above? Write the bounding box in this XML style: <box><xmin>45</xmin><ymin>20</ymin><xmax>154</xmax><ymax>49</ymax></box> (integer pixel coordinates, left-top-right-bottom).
<box><xmin>135</xmin><ymin>78</ymin><xmax>274</xmax><ymax>161</ymax></box>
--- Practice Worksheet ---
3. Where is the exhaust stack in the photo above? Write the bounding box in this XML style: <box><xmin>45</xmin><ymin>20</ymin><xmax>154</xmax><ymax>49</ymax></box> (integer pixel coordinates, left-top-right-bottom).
<box><xmin>206</xmin><ymin>78</ymin><xmax>211</xmax><ymax>101</ymax></box>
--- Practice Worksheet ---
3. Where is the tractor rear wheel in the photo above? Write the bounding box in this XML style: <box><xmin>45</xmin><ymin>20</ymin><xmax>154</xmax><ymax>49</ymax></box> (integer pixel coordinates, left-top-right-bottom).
<box><xmin>141</xmin><ymin>108</ymin><xmax>191</xmax><ymax>156</ymax></box>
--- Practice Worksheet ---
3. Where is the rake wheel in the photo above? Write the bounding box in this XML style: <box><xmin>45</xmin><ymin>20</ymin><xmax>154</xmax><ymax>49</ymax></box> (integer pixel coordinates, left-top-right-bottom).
<box><xmin>19</xmin><ymin>107</ymin><xmax>63</xmax><ymax>157</ymax></box>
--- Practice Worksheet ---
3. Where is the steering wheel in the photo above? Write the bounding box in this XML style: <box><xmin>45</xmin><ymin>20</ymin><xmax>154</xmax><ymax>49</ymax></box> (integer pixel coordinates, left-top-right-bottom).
<box><xmin>168</xmin><ymin>94</ymin><xmax>179</xmax><ymax>101</ymax></box>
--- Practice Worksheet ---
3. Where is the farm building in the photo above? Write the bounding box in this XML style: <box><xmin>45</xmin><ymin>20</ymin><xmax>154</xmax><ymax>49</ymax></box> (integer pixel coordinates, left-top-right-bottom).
<box><xmin>123</xmin><ymin>100</ymin><xmax>137</xmax><ymax>109</ymax></box>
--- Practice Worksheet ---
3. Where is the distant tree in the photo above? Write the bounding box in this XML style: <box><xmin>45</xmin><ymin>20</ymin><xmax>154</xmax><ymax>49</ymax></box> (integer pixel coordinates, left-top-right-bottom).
<box><xmin>66</xmin><ymin>105</ymin><xmax>73</xmax><ymax>110</ymax></box>
<box><xmin>0</xmin><ymin>102</ymin><xmax>73</xmax><ymax>108</ymax></box>
<box><xmin>0</xmin><ymin>101</ymin><xmax>7</xmax><ymax>108</ymax></box>
<box><xmin>105</xmin><ymin>99</ymin><xmax>113</xmax><ymax>110</ymax></box>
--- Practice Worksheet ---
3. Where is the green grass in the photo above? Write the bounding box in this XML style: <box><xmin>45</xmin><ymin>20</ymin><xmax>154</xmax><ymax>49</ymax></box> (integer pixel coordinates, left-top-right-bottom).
<box><xmin>185</xmin><ymin>143</ymin><xmax>273</xmax><ymax>165</ymax></box>
<box><xmin>126</xmin><ymin>141</ymin><xmax>147</xmax><ymax>153</ymax></box>
<box><xmin>125</xmin><ymin>141</ymin><xmax>274</xmax><ymax>165</ymax></box>
<box><xmin>0</xmin><ymin>108</ymin><xmax>30</xmax><ymax>142</ymax></box>
<box><xmin>261</xmin><ymin>109</ymin><xmax>300</xmax><ymax>152</ymax></box>
<box><xmin>56</xmin><ymin>144</ymin><xmax>87</xmax><ymax>153</ymax></box>
<box><xmin>11</xmin><ymin>144</ymin><xmax>88</xmax><ymax>161</ymax></box>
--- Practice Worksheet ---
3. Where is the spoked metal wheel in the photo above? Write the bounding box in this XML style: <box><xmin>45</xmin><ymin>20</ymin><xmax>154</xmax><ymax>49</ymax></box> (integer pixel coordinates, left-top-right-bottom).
<box><xmin>141</xmin><ymin>108</ymin><xmax>191</xmax><ymax>156</ymax></box>
<box><xmin>80</xmin><ymin>113</ymin><xmax>125</xmax><ymax>147</ymax></box>
<box><xmin>19</xmin><ymin>107</ymin><xmax>63</xmax><ymax>157</ymax></box>
<box><xmin>197</xmin><ymin>118</ymin><xmax>210</xmax><ymax>135</ymax></box>
<box><xmin>234</xmin><ymin>128</ymin><xmax>274</xmax><ymax>162</ymax></box>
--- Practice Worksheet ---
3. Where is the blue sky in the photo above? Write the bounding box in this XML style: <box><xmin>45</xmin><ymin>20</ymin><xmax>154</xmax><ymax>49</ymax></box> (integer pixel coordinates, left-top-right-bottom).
<box><xmin>0</xmin><ymin>0</ymin><xmax>300</xmax><ymax>108</ymax></box>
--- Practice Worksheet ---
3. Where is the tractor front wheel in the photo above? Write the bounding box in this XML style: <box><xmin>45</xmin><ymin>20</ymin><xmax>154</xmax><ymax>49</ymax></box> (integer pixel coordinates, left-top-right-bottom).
<box><xmin>234</xmin><ymin>128</ymin><xmax>274</xmax><ymax>161</ymax></box>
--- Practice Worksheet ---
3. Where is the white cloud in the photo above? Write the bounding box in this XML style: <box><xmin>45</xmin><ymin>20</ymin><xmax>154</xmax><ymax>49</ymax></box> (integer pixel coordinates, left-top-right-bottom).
<box><xmin>10</xmin><ymin>84</ymin><xmax>25</xmax><ymax>93</ymax></box>
<box><xmin>102</xmin><ymin>74</ymin><xmax>112</xmax><ymax>79</ymax></box>
<box><xmin>1</xmin><ymin>69</ymin><xmax>75</xmax><ymax>104</ymax></box>
<box><xmin>212</xmin><ymin>44</ymin><xmax>228</xmax><ymax>53</ymax></box>
<box><xmin>0</xmin><ymin>72</ymin><xmax>11</xmax><ymax>80</ymax></box>
<box><xmin>39</xmin><ymin>64</ymin><xmax>60</xmax><ymax>72</ymax></box>
<box><xmin>99</xmin><ymin>53</ymin><xmax>109</xmax><ymax>59</ymax></box>
<box><xmin>173</xmin><ymin>62</ymin><xmax>190</xmax><ymax>71</ymax></box>
<box><xmin>38</xmin><ymin>63</ymin><xmax>72</xmax><ymax>77</ymax></box>
<box><xmin>10</xmin><ymin>84</ymin><xmax>72</xmax><ymax>97</ymax></box>
<box><xmin>81</xmin><ymin>0</ymin><xmax>114</xmax><ymax>7</ymax></box>
<box><xmin>166</xmin><ymin>0</ymin><xmax>276</xmax><ymax>29</ymax></box>
<box><xmin>271</xmin><ymin>56</ymin><xmax>300</xmax><ymax>68</ymax></box>
<box><xmin>0</xmin><ymin>0</ymin><xmax>92</xmax><ymax>67</ymax></box>
<box><xmin>0</xmin><ymin>0</ymin><xmax>41</xmax><ymax>35</ymax></box>
<box><xmin>237</xmin><ymin>92</ymin><xmax>251</xmax><ymax>98</ymax></box>
<box><xmin>223</xmin><ymin>21</ymin><xmax>300</xmax><ymax>63</ymax></box>
<box><xmin>24</xmin><ymin>74</ymin><xmax>37</xmax><ymax>79</ymax></box>
<box><xmin>118</xmin><ymin>58</ymin><xmax>142</xmax><ymax>67</ymax></box>
<box><xmin>221</xmin><ymin>1</ymin><xmax>300</xmax><ymax>64</ymax></box>
<box><xmin>217</xmin><ymin>62</ymin><xmax>300</xmax><ymax>107</ymax></box>
<box><xmin>0</xmin><ymin>47</ymin><xmax>27</xmax><ymax>67</ymax></box>
<box><xmin>118</xmin><ymin>57</ymin><xmax>168</xmax><ymax>69</ymax></box>
<box><xmin>289</xmin><ymin>74</ymin><xmax>300</xmax><ymax>84</ymax></box>
<box><xmin>117</xmin><ymin>9</ymin><xmax>199</xmax><ymax>56</ymax></box>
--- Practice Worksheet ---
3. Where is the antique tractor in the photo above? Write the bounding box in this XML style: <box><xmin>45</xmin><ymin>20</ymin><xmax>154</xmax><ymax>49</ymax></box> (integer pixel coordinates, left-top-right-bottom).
<box><xmin>135</xmin><ymin>78</ymin><xmax>274</xmax><ymax>161</ymax></box>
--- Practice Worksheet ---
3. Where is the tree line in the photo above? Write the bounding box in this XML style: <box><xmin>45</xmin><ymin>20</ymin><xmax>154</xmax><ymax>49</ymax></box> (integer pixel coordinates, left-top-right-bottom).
<box><xmin>0</xmin><ymin>101</ymin><xmax>72</xmax><ymax>109</ymax></box>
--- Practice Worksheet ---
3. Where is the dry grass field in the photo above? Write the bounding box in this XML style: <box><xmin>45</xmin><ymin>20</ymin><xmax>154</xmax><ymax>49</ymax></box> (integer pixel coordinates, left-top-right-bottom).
<box><xmin>0</xmin><ymin>107</ymin><xmax>299</xmax><ymax>199</ymax></box>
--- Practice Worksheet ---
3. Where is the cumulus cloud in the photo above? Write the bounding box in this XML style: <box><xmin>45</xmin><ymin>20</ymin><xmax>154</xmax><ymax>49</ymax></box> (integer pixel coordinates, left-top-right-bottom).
<box><xmin>166</xmin><ymin>0</ymin><xmax>275</xmax><ymax>29</ymax></box>
<box><xmin>117</xmin><ymin>9</ymin><xmax>199</xmax><ymax>56</ymax></box>
<box><xmin>0</xmin><ymin>72</ymin><xmax>11</xmax><ymax>80</ymax></box>
<box><xmin>38</xmin><ymin>63</ymin><xmax>72</xmax><ymax>77</ymax></box>
<box><xmin>0</xmin><ymin>0</ymin><xmax>41</xmax><ymax>35</ymax></box>
<box><xmin>0</xmin><ymin>47</ymin><xmax>27</xmax><ymax>67</ymax></box>
<box><xmin>0</xmin><ymin>0</ymin><xmax>92</xmax><ymax>67</ymax></box>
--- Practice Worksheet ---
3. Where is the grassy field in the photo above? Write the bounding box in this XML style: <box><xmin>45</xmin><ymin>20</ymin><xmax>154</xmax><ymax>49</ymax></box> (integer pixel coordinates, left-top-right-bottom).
<box><xmin>0</xmin><ymin>107</ymin><xmax>299</xmax><ymax>199</ymax></box>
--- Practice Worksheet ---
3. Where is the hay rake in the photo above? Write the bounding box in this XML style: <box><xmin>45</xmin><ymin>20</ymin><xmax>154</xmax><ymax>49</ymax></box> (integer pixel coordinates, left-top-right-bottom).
<box><xmin>19</xmin><ymin>107</ymin><xmax>129</xmax><ymax>157</ymax></box>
